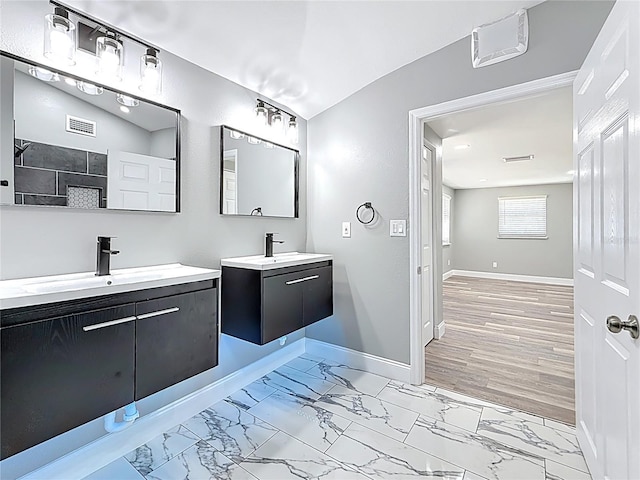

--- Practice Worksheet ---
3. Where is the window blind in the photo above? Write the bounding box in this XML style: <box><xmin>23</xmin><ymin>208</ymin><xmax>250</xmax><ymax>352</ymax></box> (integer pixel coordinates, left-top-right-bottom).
<box><xmin>498</xmin><ymin>195</ymin><xmax>547</xmax><ymax>239</ymax></box>
<box><xmin>443</xmin><ymin>194</ymin><xmax>451</xmax><ymax>244</ymax></box>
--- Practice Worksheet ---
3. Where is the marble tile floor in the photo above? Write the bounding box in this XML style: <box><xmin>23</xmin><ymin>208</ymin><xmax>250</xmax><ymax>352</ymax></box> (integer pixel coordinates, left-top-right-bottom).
<box><xmin>84</xmin><ymin>354</ymin><xmax>590</xmax><ymax>480</ymax></box>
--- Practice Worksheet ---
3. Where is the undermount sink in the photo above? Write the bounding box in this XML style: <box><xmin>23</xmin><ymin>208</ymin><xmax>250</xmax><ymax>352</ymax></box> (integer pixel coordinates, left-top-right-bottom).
<box><xmin>220</xmin><ymin>252</ymin><xmax>333</xmax><ymax>270</ymax></box>
<box><xmin>0</xmin><ymin>264</ymin><xmax>221</xmax><ymax>309</ymax></box>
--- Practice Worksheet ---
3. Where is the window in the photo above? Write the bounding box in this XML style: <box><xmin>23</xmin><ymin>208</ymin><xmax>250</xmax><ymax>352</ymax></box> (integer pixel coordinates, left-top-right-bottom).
<box><xmin>442</xmin><ymin>193</ymin><xmax>451</xmax><ymax>245</ymax></box>
<box><xmin>498</xmin><ymin>195</ymin><xmax>547</xmax><ymax>239</ymax></box>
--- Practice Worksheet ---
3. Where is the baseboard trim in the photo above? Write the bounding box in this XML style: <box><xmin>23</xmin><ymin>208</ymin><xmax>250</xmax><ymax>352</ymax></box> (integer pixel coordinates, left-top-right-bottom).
<box><xmin>304</xmin><ymin>338</ymin><xmax>411</xmax><ymax>383</ymax></box>
<box><xmin>19</xmin><ymin>339</ymin><xmax>305</xmax><ymax>480</ymax></box>
<box><xmin>435</xmin><ymin>322</ymin><xmax>446</xmax><ymax>339</ymax></box>
<box><xmin>443</xmin><ymin>270</ymin><xmax>454</xmax><ymax>281</ymax></box>
<box><xmin>448</xmin><ymin>270</ymin><xmax>574</xmax><ymax>286</ymax></box>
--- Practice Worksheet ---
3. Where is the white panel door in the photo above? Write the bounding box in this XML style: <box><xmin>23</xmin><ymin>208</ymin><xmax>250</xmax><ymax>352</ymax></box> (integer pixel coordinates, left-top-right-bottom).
<box><xmin>223</xmin><ymin>170</ymin><xmax>237</xmax><ymax>214</ymax></box>
<box><xmin>107</xmin><ymin>151</ymin><xmax>176</xmax><ymax>212</ymax></box>
<box><xmin>421</xmin><ymin>143</ymin><xmax>434</xmax><ymax>347</ymax></box>
<box><xmin>574</xmin><ymin>2</ymin><xmax>639</xmax><ymax>479</ymax></box>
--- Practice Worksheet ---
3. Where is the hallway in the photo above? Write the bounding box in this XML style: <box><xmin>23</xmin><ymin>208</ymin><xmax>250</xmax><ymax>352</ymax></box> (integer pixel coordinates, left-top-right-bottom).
<box><xmin>425</xmin><ymin>276</ymin><xmax>575</xmax><ymax>424</ymax></box>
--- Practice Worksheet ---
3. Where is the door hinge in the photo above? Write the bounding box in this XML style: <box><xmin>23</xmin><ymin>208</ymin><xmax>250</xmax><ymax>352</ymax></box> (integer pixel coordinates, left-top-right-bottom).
<box><xmin>417</xmin><ymin>266</ymin><xmax>422</xmax><ymax>275</ymax></box>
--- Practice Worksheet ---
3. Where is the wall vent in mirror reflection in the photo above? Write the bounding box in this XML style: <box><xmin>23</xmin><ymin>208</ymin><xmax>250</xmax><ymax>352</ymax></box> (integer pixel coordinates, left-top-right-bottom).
<box><xmin>1</xmin><ymin>53</ymin><xmax>181</xmax><ymax>213</ymax></box>
<box><xmin>220</xmin><ymin>126</ymin><xmax>299</xmax><ymax>218</ymax></box>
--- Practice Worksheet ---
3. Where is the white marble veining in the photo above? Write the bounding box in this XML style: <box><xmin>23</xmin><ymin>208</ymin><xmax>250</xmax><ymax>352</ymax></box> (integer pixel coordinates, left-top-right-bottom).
<box><xmin>240</xmin><ymin>431</ymin><xmax>369</xmax><ymax>479</ymax></box>
<box><xmin>256</xmin><ymin>365</ymin><xmax>335</xmax><ymax>401</ymax></box>
<box><xmin>182</xmin><ymin>400</ymin><xmax>278</xmax><ymax>462</ymax></box>
<box><xmin>476</xmin><ymin>408</ymin><xmax>588</xmax><ymax>473</ymax></box>
<box><xmin>316</xmin><ymin>385</ymin><xmax>419</xmax><ymax>441</ymax></box>
<box><xmin>405</xmin><ymin>416</ymin><xmax>546</xmax><ymax>480</ymax></box>
<box><xmin>378</xmin><ymin>381</ymin><xmax>482</xmax><ymax>432</ymax></box>
<box><xmin>327</xmin><ymin>422</ymin><xmax>465</xmax><ymax>479</ymax></box>
<box><xmin>0</xmin><ymin>263</ymin><xmax>220</xmax><ymax>309</ymax></box>
<box><xmin>543</xmin><ymin>419</ymin><xmax>577</xmax><ymax>435</ymax></box>
<box><xmin>146</xmin><ymin>441</ymin><xmax>258</xmax><ymax>480</ymax></box>
<box><xmin>124</xmin><ymin>425</ymin><xmax>199</xmax><ymax>475</ymax></box>
<box><xmin>306</xmin><ymin>360</ymin><xmax>390</xmax><ymax>396</ymax></box>
<box><xmin>545</xmin><ymin>460</ymin><xmax>592</xmax><ymax>480</ymax></box>
<box><xmin>226</xmin><ymin>381</ymin><xmax>278</xmax><ymax>410</ymax></box>
<box><xmin>221</xmin><ymin>252</ymin><xmax>333</xmax><ymax>270</ymax></box>
<box><xmin>249</xmin><ymin>390</ymin><xmax>352</xmax><ymax>452</ymax></box>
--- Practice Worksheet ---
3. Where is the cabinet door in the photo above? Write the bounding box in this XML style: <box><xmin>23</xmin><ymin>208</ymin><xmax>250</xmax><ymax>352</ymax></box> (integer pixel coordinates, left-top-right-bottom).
<box><xmin>262</xmin><ymin>271</ymin><xmax>304</xmax><ymax>344</ymax></box>
<box><xmin>135</xmin><ymin>288</ymin><xmax>217</xmax><ymax>400</ymax></box>
<box><xmin>0</xmin><ymin>304</ymin><xmax>135</xmax><ymax>460</ymax></box>
<box><xmin>303</xmin><ymin>265</ymin><xmax>334</xmax><ymax>326</ymax></box>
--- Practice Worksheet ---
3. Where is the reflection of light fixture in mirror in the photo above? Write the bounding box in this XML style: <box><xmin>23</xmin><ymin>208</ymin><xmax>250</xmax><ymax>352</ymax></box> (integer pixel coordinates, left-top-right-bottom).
<box><xmin>28</xmin><ymin>65</ymin><xmax>60</xmax><ymax>82</ymax></box>
<box><xmin>44</xmin><ymin>6</ymin><xmax>76</xmax><ymax>65</ymax></box>
<box><xmin>120</xmin><ymin>106</ymin><xmax>130</xmax><ymax>113</ymax></box>
<box><xmin>139</xmin><ymin>48</ymin><xmax>163</xmax><ymax>94</ymax></box>
<box><xmin>288</xmin><ymin>116</ymin><xmax>299</xmax><ymax>144</ymax></box>
<box><xmin>229</xmin><ymin>130</ymin><xmax>245</xmax><ymax>140</ymax></box>
<box><xmin>255</xmin><ymin>101</ymin><xmax>268</xmax><ymax>126</ymax></box>
<box><xmin>64</xmin><ymin>77</ymin><xmax>77</xmax><ymax>86</ymax></box>
<box><xmin>264</xmin><ymin>142</ymin><xmax>275</xmax><ymax>149</ymax></box>
<box><xmin>97</xmin><ymin>32</ymin><xmax>123</xmax><ymax>81</ymax></box>
<box><xmin>247</xmin><ymin>136</ymin><xmax>261</xmax><ymax>145</ymax></box>
<box><xmin>77</xmin><ymin>81</ymin><xmax>103</xmax><ymax>95</ymax></box>
<box><xmin>116</xmin><ymin>94</ymin><xmax>140</xmax><ymax>107</ymax></box>
<box><xmin>271</xmin><ymin>110</ymin><xmax>283</xmax><ymax>132</ymax></box>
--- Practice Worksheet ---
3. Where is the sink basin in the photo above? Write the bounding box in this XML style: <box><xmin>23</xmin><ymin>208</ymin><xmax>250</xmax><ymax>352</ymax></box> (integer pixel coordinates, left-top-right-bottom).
<box><xmin>0</xmin><ymin>264</ymin><xmax>221</xmax><ymax>309</ymax></box>
<box><xmin>221</xmin><ymin>252</ymin><xmax>333</xmax><ymax>270</ymax></box>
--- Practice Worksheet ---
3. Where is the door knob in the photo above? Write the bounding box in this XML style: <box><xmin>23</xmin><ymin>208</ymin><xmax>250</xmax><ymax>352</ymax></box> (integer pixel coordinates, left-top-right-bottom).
<box><xmin>606</xmin><ymin>315</ymin><xmax>639</xmax><ymax>339</ymax></box>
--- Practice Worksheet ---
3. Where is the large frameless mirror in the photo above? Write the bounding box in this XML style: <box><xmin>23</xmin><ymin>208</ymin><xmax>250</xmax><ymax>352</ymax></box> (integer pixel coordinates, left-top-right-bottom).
<box><xmin>220</xmin><ymin>125</ymin><xmax>299</xmax><ymax>218</ymax></box>
<box><xmin>0</xmin><ymin>52</ymin><xmax>181</xmax><ymax>212</ymax></box>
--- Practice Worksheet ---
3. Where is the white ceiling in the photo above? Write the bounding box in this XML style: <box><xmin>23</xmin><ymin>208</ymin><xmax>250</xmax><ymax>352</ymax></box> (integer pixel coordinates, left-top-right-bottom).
<box><xmin>63</xmin><ymin>0</ymin><xmax>542</xmax><ymax>119</ymax></box>
<box><xmin>428</xmin><ymin>86</ymin><xmax>573</xmax><ymax>190</ymax></box>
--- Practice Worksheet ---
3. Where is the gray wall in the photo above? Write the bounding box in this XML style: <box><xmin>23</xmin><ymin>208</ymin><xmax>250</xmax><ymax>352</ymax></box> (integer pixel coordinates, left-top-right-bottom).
<box><xmin>452</xmin><ymin>183</ymin><xmax>573</xmax><ymax>278</ymax></box>
<box><xmin>150</xmin><ymin>127</ymin><xmax>177</xmax><ymax>159</ymax></box>
<box><xmin>442</xmin><ymin>184</ymin><xmax>455</xmax><ymax>275</ymax></box>
<box><xmin>306</xmin><ymin>1</ymin><xmax>612</xmax><ymax>364</ymax></box>
<box><xmin>0</xmin><ymin>1</ymin><xmax>307</xmax><ymax>477</ymax></box>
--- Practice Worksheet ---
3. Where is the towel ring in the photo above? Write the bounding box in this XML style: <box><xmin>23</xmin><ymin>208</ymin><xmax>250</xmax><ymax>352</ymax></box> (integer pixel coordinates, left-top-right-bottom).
<box><xmin>250</xmin><ymin>207</ymin><xmax>263</xmax><ymax>216</ymax></box>
<box><xmin>356</xmin><ymin>202</ymin><xmax>376</xmax><ymax>225</ymax></box>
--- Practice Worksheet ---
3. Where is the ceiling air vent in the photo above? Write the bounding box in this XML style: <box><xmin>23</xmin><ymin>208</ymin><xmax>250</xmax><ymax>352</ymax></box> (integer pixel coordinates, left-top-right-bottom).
<box><xmin>66</xmin><ymin>115</ymin><xmax>96</xmax><ymax>137</ymax></box>
<box><xmin>503</xmin><ymin>154</ymin><xmax>534</xmax><ymax>163</ymax></box>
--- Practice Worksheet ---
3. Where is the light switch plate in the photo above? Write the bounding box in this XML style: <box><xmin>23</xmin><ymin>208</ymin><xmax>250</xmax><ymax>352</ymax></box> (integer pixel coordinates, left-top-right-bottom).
<box><xmin>390</xmin><ymin>220</ymin><xmax>407</xmax><ymax>237</ymax></box>
<box><xmin>342</xmin><ymin>222</ymin><xmax>351</xmax><ymax>238</ymax></box>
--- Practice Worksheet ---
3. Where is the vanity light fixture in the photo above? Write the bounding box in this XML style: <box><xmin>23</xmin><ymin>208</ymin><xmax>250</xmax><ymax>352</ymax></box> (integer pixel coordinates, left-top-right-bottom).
<box><xmin>139</xmin><ymin>48</ymin><xmax>163</xmax><ymax>94</ymax></box>
<box><xmin>28</xmin><ymin>65</ymin><xmax>60</xmax><ymax>82</ymax></box>
<box><xmin>288</xmin><ymin>116</ymin><xmax>299</xmax><ymax>145</ymax></box>
<box><xmin>255</xmin><ymin>101</ymin><xmax>268</xmax><ymax>126</ymax></box>
<box><xmin>96</xmin><ymin>31</ymin><xmax>123</xmax><ymax>81</ymax></box>
<box><xmin>263</xmin><ymin>142</ymin><xmax>275</xmax><ymax>149</ymax></box>
<box><xmin>255</xmin><ymin>99</ymin><xmax>299</xmax><ymax>144</ymax></box>
<box><xmin>116</xmin><ymin>94</ymin><xmax>140</xmax><ymax>107</ymax></box>
<box><xmin>271</xmin><ymin>110</ymin><xmax>284</xmax><ymax>132</ymax></box>
<box><xmin>247</xmin><ymin>136</ymin><xmax>261</xmax><ymax>145</ymax></box>
<box><xmin>64</xmin><ymin>77</ymin><xmax>77</xmax><ymax>86</ymax></box>
<box><xmin>77</xmin><ymin>81</ymin><xmax>103</xmax><ymax>95</ymax></box>
<box><xmin>229</xmin><ymin>130</ymin><xmax>245</xmax><ymax>140</ymax></box>
<box><xmin>44</xmin><ymin>6</ymin><xmax>76</xmax><ymax>65</ymax></box>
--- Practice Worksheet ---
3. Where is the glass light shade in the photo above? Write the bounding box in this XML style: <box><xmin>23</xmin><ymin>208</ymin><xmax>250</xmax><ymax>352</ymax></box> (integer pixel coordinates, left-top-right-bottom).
<box><xmin>97</xmin><ymin>34</ymin><xmax>123</xmax><ymax>81</ymax></box>
<box><xmin>229</xmin><ymin>130</ymin><xmax>245</xmax><ymax>140</ymax></box>
<box><xmin>263</xmin><ymin>142</ymin><xmax>275</xmax><ymax>149</ymax></box>
<box><xmin>247</xmin><ymin>136</ymin><xmax>261</xmax><ymax>145</ymax></box>
<box><xmin>139</xmin><ymin>49</ymin><xmax>163</xmax><ymax>94</ymax></box>
<box><xmin>270</xmin><ymin>111</ymin><xmax>283</xmax><ymax>131</ymax></box>
<box><xmin>64</xmin><ymin>77</ymin><xmax>77</xmax><ymax>86</ymax></box>
<box><xmin>288</xmin><ymin>116</ymin><xmax>299</xmax><ymax>144</ymax></box>
<box><xmin>116</xmin><ymin>94</ymin><xmax>140</xmax><ymax>107</ymax></box>
<box><xmin>255</xmin><ymin>102</ymin><xmax>268</xmax><ymax>126</ymax></box>
<box><xmin>77</xmin><ymin>81</ymin><xmax>103</xmax><ymax>96</ymax></box>
<box><xmin>28</xmin><ymin>66</ymin><xmax>59</xmax><ymax>82</ymax></box>
<box><xmin>44</xmin><ymin>9</ymin><xmax>76</xmax><ymax>65</ymax></box>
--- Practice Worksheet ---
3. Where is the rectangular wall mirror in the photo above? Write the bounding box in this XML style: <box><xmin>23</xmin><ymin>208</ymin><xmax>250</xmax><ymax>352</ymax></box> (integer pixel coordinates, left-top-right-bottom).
<box><xmin>220</xmin><ymin>125</ymin><xmax>299</xmax><ymax>218</ymax></box>
<box><xmin>0</xmin><ymin>52</ymin><xmax>181</xmax><ymax>213</ymax></box>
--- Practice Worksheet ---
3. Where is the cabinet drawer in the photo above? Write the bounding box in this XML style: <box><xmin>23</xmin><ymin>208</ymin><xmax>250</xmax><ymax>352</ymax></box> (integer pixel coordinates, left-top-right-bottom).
<box><xmin>135</xmin><ymin>289</ymin><xmax>218</xmax><ymax>400</ymax></box>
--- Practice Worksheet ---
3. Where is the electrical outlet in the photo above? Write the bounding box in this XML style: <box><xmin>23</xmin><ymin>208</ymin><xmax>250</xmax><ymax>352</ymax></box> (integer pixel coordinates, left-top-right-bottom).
<box><xmin>342</xmin><ymin>222</ymin><xmax>351</xmax><ymax>238</ymax></box>
<box><xmin>492</xmin><ymin>261</ymin><xmax>498</xmax><ymax>268</ymax></box>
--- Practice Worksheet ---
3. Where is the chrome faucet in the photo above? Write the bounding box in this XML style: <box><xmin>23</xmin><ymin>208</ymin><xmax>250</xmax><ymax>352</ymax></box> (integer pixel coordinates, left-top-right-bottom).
<box><xmin>265</xmin><ymin>233</ymin><xmax>284</xmax><ymax>257</ymax></box>
<box><xmin>96</xmin><ymin>236</ymin><xmax>120</xmax><ymax>276</ymax></box>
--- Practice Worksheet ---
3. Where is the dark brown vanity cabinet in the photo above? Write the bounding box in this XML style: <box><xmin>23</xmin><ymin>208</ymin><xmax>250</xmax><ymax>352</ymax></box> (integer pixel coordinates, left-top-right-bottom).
<box><xmin>222</xmin><ymin>261</ymin><xmax>333</xmax><ymax>345</ymax></box>
<box><xmin>0</xmin><ymin>280</ymin><xmax>218</xmax><ymax>460</ymax></box>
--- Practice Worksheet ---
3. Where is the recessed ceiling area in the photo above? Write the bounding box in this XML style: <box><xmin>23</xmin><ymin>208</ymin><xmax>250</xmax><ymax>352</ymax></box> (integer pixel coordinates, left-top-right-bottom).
<box><xmin>428</xmin><ymin>86</ymin><xmax>573</xmax><ymax>190</ymax></box>
<box><xmin>63</xmin><ymin>0</ymin><xmax>542</xmax><ymax>119</ymax></box>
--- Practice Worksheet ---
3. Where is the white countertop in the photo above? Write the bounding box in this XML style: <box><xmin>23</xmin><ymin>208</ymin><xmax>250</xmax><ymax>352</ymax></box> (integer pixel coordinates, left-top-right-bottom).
<box><xmin>0</xmin><ymin>264</ymin><xmax>221</xmax><ymax>310</ymax></box>
<box><xmin>221</xmin><ymin>252</ymin><xmax>333</xmax><ymax>271</ymax></box>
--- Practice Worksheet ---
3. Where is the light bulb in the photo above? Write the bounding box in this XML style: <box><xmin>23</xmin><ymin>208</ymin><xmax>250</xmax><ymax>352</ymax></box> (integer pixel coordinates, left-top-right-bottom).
<box><xmin>288</xmin><ymin>116</ymin><xmax>299</xmax><ymax>144</ymax></box>
<box><xmin>97</xmin><ymin>34</ymin><xmax>123</xmax><ymax>81</ymax></box>
<box><xmin>271</xmin><ymin>111</ymin><xmax>283</xmax><ymax>131</ymax></box>
<box><xmin>44</xmin><ymin>8</ymin><xmax>75</xmax><ymax>65</ymax></box>
<box><xmin>139</xmin><ymin>49</ymin><xmax>162</xmax><ymax>94</ymax></box>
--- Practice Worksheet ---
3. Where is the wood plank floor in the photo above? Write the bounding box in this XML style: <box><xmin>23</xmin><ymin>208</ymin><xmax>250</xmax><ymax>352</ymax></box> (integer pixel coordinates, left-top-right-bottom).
<box><xmin>425</xmin><ymin>275</ymin><xmax>575</xmax><ymax>425</ymax></box>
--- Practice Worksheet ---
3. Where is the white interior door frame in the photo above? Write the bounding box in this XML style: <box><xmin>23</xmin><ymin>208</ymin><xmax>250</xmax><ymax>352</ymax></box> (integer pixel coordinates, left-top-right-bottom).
<box><xmin>407</xmin><ymin>71</ymin><xmax>577</xmax><ymax>385</ymax></box>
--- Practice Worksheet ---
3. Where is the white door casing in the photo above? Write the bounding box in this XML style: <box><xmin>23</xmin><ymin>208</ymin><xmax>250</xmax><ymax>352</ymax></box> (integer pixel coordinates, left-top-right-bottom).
<box><xmin>222</xmin><ymin>149</ymin><xmax>238</xmax><ymax>215</ymax></box>
<box><xmin>421</xmin><ymin>143</ymin><xmax>435</xmax><ymax>348</ymax></box>
<box><xmin>107</xmin><ymin>151</ymin><xmax>176</xmax><ymax>212</ymax></box>
<box><xmin>574</xmin><ymin>2</ymin><xmax>640</xmax><ymax>479</ymax></box>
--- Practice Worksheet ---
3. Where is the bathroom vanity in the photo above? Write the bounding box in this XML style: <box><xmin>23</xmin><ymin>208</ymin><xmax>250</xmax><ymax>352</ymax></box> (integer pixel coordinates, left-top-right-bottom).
<box><xmin>0</xmin><ymin>264</ymin><xmax>220</xmax><ymax>460</ymax></box>
<box><xmin>221</xmin><ymin>253</ymin><xmax>333</xmax><ymax>345</ymax></box>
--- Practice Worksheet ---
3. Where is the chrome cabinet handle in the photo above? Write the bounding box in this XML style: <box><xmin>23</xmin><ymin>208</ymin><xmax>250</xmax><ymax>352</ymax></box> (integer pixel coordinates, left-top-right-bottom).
<box><xmin>286</xmin><ymin>275</ymin><xmax>319</xmax><ymax>285</ymax></box>
<box><xmin>137</xmin><ymin>307</ymin><xmax>179</xmax><ymax>320</ymax></box>
<box><xmin>83</xmin><ymin>316</ymin><xmax>137</xmax><ymax>332</ymax></box>
<box><xmin>606</xmin><ymin>315</ymin><xmax>639</xmax><ymax>339</ymax></box>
